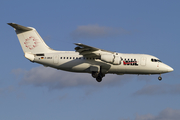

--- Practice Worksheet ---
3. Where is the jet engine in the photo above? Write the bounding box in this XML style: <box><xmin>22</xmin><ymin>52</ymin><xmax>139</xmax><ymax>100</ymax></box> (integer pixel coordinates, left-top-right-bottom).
<box><xmin>101</xmin><ymin>54</ymin><xmax>121</xmax><ymax>65</ymax></box>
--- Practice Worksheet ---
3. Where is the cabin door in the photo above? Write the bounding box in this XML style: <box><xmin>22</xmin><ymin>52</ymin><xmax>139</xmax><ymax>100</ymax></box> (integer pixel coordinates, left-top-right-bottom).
<box><xmin>53</xmin><ymin>55</ymin><xmax>59</xmax><ymax>64</ymax></box>
<box><xmin>141</xmin><ymin>57</ymin><xmax>146</xmax><ymax>66</ymax></box>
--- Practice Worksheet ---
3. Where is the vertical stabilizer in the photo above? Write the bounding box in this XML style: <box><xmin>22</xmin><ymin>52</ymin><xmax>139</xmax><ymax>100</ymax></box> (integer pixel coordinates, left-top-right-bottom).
<box><xmin>8</xmin><ymin>23</ymin><xmax>55</xmax><ymax>54</ymax></box>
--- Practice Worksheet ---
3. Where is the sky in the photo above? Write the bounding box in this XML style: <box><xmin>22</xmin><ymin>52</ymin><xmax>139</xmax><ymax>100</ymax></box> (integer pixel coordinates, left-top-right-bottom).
<box><xmin>0</xmin><ymin>0</ymin><xmax>180</xmax><ymax>120</ymax></box>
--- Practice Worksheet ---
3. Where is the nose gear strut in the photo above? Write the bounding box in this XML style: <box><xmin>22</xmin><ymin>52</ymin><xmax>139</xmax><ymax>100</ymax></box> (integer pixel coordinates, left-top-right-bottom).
<box><xmin>158</xmin><ymin>74</ymin><xmax>162</xmax><ymax>81</ymax></box>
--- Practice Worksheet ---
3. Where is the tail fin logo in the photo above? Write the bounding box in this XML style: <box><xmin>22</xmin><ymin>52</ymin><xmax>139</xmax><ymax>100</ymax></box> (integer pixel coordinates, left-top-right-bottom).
<box><xmin>24</xmin><ymin>36</ymin><xmax>40</xmax><ymax>50</ymax></box>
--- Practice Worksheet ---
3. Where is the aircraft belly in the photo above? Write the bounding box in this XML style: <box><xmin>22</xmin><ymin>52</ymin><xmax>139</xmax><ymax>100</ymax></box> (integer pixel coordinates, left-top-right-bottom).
<box><xmin>72</xmin><ymin>63</ymin><xmax>91</xmax><ymax>72</ymax></box>
<box><xmin>57</xmin><ymin>60</ymin><xmax>91</xmax><ymax>72</ymax></box>
<box><xmin>108</xmin><ymin>65</ymin><xmax>125</xmax><ymax>73</ymax></box>
<box><xmin>125</xmin><ymin>67</ymin><xmax>160</xmax><ymax>74</ymax></box>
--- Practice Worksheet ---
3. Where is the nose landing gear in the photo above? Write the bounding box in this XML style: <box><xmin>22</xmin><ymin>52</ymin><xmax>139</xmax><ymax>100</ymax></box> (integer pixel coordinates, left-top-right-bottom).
<box><xmin>158</xmin><ymin>74</ymin><xmax>162</xmax><ymax>81</ymax></box>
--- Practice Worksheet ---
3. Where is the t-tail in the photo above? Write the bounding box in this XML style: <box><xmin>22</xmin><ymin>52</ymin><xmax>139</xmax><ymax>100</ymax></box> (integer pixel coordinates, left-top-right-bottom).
<box><xmin>8</xmin><ymin>23</ymin><xmax>55</xmax><ymax>61</ymax></box>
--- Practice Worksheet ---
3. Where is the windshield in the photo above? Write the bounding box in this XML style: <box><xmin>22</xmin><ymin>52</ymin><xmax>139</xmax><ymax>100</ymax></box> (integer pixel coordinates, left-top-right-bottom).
<box><xmin>151</xmin><ymin>58</ymin><xmax>162</xmax><ymax>62</ymax></box>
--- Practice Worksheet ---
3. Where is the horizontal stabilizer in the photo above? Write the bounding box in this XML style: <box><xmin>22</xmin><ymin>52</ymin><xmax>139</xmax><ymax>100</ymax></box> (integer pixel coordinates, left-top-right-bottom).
<box><xmin>7</xmin><ymin>23</ymin><xmax>32</xmax><ymax>31</ymax></box>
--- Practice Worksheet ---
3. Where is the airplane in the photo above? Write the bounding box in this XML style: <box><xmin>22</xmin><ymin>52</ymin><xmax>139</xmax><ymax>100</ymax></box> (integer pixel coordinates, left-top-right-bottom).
<box><xmin>8</xmin><ymin>23</ymin><xmax>174</xmax><ymax>82</ymax></box>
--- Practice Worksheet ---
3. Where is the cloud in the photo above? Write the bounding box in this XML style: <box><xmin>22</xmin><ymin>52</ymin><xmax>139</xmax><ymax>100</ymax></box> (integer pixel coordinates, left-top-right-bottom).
<box><xmin>13</xmin><ymin>66</ymin><xmax>133</xmax><ymax>90</ymax></box>
<box><xmin>71</xmin><ymin>24</ymin><xmax>130</xmax><ymax>40</ymax></box>
<box><xmin>48</xmin><ymin>94</ymin><xmax>68</xmax><ymax>103</ymax></box>
<box><xmin>133</xmin><ymin>84</ymin><xmax>180</xmax><ymax>96</ymax></box>
<box><xmin>135</xmin><ymin>108</ymin><xmax>180</xmax><ymax>120</ymax></box>
<box><xmin>0</xmin><ymin>85</ymin><xmax>16</xmax><ymax>94</ymax></box>
<box><xmin>0</xmin><ymin>85</ymin><xmax>17</xmax><ymax>98</ymax></box>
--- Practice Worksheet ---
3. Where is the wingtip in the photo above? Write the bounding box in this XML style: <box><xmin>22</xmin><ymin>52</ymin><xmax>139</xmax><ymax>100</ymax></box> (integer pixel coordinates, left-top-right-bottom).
<box><xmin>74</xmin><ymin>43</ymin><xmax>82</xmax><ymax>45</ymax></box>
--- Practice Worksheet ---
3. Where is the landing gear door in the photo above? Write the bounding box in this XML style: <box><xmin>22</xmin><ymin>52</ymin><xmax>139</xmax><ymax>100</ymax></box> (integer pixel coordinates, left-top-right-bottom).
<box><xmin>141</xmin><ymin>57</ymin><xmax>146</xmax><ymax>66</ymax></box>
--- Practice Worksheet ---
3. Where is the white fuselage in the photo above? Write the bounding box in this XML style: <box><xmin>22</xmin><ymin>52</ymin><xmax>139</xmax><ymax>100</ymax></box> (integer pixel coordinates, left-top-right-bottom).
<box><xmin>33</xmin><ymin>51</ymin><xmax>172</xmax><ymax>75</ymax></box>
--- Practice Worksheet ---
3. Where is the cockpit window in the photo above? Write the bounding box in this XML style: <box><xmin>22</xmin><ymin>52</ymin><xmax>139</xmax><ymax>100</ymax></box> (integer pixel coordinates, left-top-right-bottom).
<box><xmin>151</xmin><ymin>58</ymin><xmax>162</xmax><ymax>62</ymax></box>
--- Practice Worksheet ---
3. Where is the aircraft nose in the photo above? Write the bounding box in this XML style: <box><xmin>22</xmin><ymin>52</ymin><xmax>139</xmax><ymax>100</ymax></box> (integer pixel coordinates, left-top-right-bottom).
<box><xmin>167</xmin><ymin>66</ymin><xmax>174</xmax><ymax>72</ymax></box>
<box><xmin>159</xmin><ymin>63</ymin><xmax>174</xmax><ymax>73</ymax></box>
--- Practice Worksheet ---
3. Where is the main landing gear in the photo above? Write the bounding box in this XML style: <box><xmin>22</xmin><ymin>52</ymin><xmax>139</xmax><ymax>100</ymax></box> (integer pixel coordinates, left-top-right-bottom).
<box><xmin>96</xmin><ymin>75</ymin><xmax>102</xmax><ymax>82</ymax></box>
<box><xmin>92</xmin><ymin>71</ymin><xmax>105</xmax><ymax>82</ymax></box>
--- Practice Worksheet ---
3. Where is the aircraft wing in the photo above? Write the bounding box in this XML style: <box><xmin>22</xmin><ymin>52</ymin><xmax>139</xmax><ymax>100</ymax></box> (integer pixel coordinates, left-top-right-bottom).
<box><xmin>74</xmin><ymin>43</ymin><xmax>114</xmax><ymax>57</ymax></box>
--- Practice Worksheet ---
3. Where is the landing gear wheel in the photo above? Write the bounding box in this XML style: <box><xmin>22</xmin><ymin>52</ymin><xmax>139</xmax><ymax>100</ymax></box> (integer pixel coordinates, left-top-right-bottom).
<box><xmin>96</xmin><ymin>76</ymin><xmax>102</xmax><ymax>82</ymax></box>
<box><xmin>92</xmin><ymin>71</ymin><xmax>99</xmax><ymax>78</ymax></box>
<box><xmin>158</xmin><ymin>76</ymin><xmax>162</xmax><ymax>81</ymax></box>
<box><xmin>94</xmin><ymin>66</ymin><xmax>106</xmax><ymax>82</ymax></box>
